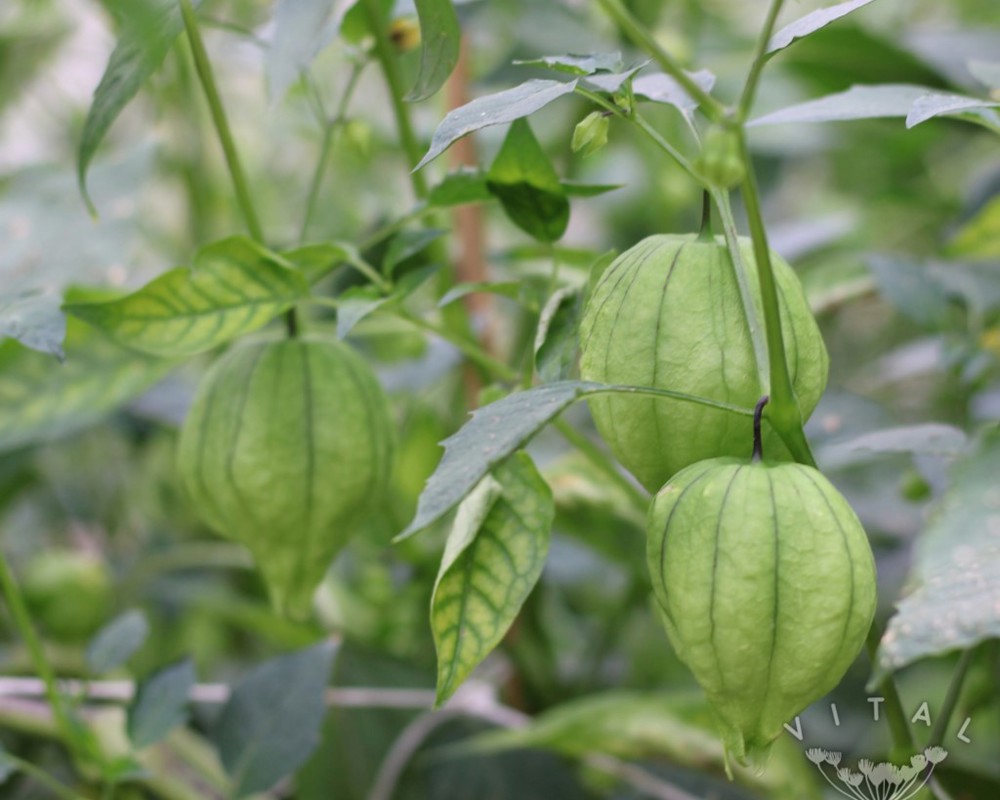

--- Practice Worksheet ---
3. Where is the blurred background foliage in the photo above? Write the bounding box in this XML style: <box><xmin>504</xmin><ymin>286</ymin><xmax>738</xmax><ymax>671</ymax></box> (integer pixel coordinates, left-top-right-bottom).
<box><xmin>0</xmin><ymin>0</ymin><xmax>999</xmax><ymax>798</ymax></box>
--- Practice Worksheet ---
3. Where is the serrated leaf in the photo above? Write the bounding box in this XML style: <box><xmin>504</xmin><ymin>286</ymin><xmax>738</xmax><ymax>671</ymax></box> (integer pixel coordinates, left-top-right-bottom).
<box><xmin>65</xmin><ymin>237</ymin><xmax>309</xmax><ymax>357</ymax></box>
<box><xmin>948</xmin><ymin>195</ymin><xmax>1000</xmax><ymax>259</ymax></box>
<box><xmin>267</xmin><ymin>0</ymin><xmax>349</xmax><ymax>102</ymax></box>
<box><xmin>632</xmin><ymin>69</ymin><xmax>716</xmax><ymax>116</ymax></box>
<box><xmin>874</xmin><ymin>428</ymin><xmax>1000</xmax><ymax>681</ymax></box>
<box><xmin>0</xmin><ymin>290</ymin><xmax>65</xmax><ymax>358</ymax></box>
<box><xmin>396</xmin><ymin>382</ymin><xmax>597</xmax><ymax>540</ymax></box>
<box><xmin>78</xmin><ymin>0</ymin><xmax>193</xmax><ymax>212</ymax></box>
<box><xmin>751</xmin><ymin>84</ymin><xmax>930</xmax><ymax>125</ymax></box>
<box><xmin>514</xmin><ymin>53</ymin><xmax>623</xmax><ymax>76</ymax></box>
<box><xmin>283</xmin><ymin>242</ymin><xmax>357</xmax><ymax>284</ymax></box>
<box><xmin>438</xmin><ymin>282</ymin><xmax>522</xmax><ymax>308</ymax></box>
<box><xmin>384</xmin><ymin>229</ymin><xmax>447</xmax><ymax>276</ymax></box>
<box><xmin>486</xmin><ymin>119</ymin><xmax>569</xmax><ymax>243</ymax></box>
<box><xmin>415</xmin><ymin>79</ymin><xmax>578</xmax><ymax>170</ymax></box>
<box><xmin>427</xmin><ymin>168</ymin><xmax>495</xmax><ymax>207</ymax></box>
<box><xmin>0</xmin><ymin>318</ymin><xmax>171</xmax><ymax>454</ymax></box>
<box><xmin>432</xmin><ymin>453</ymin><xmax>553</xmax><ymax>704</ymax></box>
<box><xmin>534</xmin><ymin>288</ymin><xmax>580</xmax><ymax>383</ymax></box>
<box><xmin>766</xmin><ymin>0</ymin><xmax>879</xmax><ymax>56</ymax></box>
<box><xmin>128</xmin><ymin>658</ymin><xmax>196</xmax><ymax>749</ymax></box>
<box><xmin>87</xmin><ymin>609</ymin><xmax>149</xmax><ymax>674</ymax></box>
<box><xmin>213</xmin><ymin>641</ymin><xmax>337</xmax><ymax>797</ymax></box>
<box><xmin>906</xmin><ymin>91</ymin><xmax>1000</xmax><ymax>128</ymax></box>
<box><xmin>406</xmin><ymin>0</ymin><xmax>460</xmax><ymax>102</ymax></box>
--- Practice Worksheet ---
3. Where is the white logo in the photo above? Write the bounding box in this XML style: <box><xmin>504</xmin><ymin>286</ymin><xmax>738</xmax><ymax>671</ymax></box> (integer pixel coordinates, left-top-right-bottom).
<box><xmin>803</xmin><ymin>747</ymin><xmax>948</xmax><ymax>800</ymax></box>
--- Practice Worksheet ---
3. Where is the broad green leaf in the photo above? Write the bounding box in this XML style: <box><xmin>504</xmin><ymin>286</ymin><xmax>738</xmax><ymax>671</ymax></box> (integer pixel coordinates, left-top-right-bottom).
<box><xmin>283</xmin><ymin>242</ymin><xmax>358</xmax><ymax>284</ymax></box>
<box><xmin>427</xmin><ymin>168</ymin><xmax>496</xmax><ymax>207</ymax></box>
<box><xmin>438</xmin><ymin>282</ymin><xmax>522</xmax><ymax>308</ymax></box>
<box><xmin>267</xmin><ymin>0</ymin><xmax>348</xmax><ymax>102</ymax></box>
<box><xmin>383</xmin><ymin>229</ymin><xmax>447</xmax><ymax>276</ymax></box>
<box><xmin>906</xmin><ymin>91</ymin><xmax>1000</xmax><ymax>128</ymax></box>
<box><xmin>486</xmin><ymin>119</ymin><xmax>569</xmax><ymax>243</ymax></box>
<box><xmin>866</xmin><ymin>255</ymin><xmax>954</xmax><ymax>328</ymax></box>
<box><xmin>415</xmin><ymin>79</ymin><xmax>578</xmax><ymax>170</ymax></box>
<box><xmin>432</xmin><ymin>453</ymin><xmax>553</xmax><ymax>704</ymax></box>
<box><xmin>65</xmin><ymin>237</ymin><xmax>309</xmax><ymax>358</ymax></box>
<box><xmin>0</xmin><ymin>290</ymin><xmax>65</xmax><ymax>358</ymax></box>
<box><xmin>559</xmin><ymin>181</ymin><xmax>621</xmax><ymax>197</ymax></box>
<box><xmin>765</xmin><ymin>0</ymin><xmax>879</xmax><ymax>56</ymax></box>
<box><xmin>0</xmin><ymin>318</ymin><xmax>171</xmax><ymax>454</ymax></box>
<box><xmin>632</xmin><ymin>69</ymin><xmax>716</xmax><ymax>116</ymax></box>
<box><xmin>874</xmin><ymin>428</ymin><xmax>1000</xmax><ymax>680</ymax></box>
<box><xmin>948</xmin><ymin>195</ymin><xmax>1000</xmax><ymax>259</ymax></box>
<box><xmin>534</xmin><ymin>288</ymin><xmax>580</xmax><ymax>383</ymax></box>
<box><xmin>466</xmin><ymin>692</ymin><xmax>821</xmax><ymax>800</ymax></box>
<box><xmin>751</xmin><ymin>84</ymin><xmax>929</xmax><ymax>126</ymax></box>
<box><xmin>514</xmin><ymin>53</ymin><xmax>623</xmax><ymax>76</ymax></box>
<box><xmin>128</xmin><ymin>658</ymin><xmax>196</xmax><ymax>749</ymax></box>
<box><xmin>406</xmin><ymin>0</ymin><xmax>460</xmax><ymax>102</ymax></box>
<box><xmin>213</xmin><ymin>641</ymin><xmax>337</xmax><ymax>797</ymax></box>
<box><xmin>580</xmin><ymin>65</ymin><xmax>645</xmax><ymax>95</ymax></box>
<box><xmin>820</xmin><ymin>424</ymin><xmax>967</xmax><ymax>470</ymax></box>
<box><xmin>87</xmin><ymin>609</ymin><xmax>149</xmax><ymax>674</ymax></box>
<box><xmin>78</xmin><ymin>0</ymin><xmax>192</xmax><ymax>212</ymax></box>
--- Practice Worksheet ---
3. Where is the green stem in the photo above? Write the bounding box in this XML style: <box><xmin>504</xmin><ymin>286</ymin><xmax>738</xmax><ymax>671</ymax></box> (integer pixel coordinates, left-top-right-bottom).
<box><xmin>734</xmin><ymin>131</ymin><xmax>814</xmax><ymax>466</ymax></box>
<box><xmin>299</xmin><ymin>61</ymin><xmax>366</xmax><ymax>243</ymax></box>
<box><xmin>866</xmin><ymin>624</ymin><xmax>915</xmax><ymax>753</ymax></box>
<box><xmin>361</xmin><ymin>0</ymin><xmax>428</xmax><ymax>199</ymax></box>
<box><xmin>929</xmin><ymin>648</ymin><xmax>976</xmax><ymax>747</ymax></box>
<box><xmin>179</xmin><ymin>0</ymin><xmax>264</xmax><ymax>243</ymax></box>
<box><xmin>3</xmin><ymin>752</ymin><xmax>89</xmax><ymax>800</ymax></box>
<box><xmin>0</xmin><ymin>554</ymin><xmax>81</xmax><ymax>754</ymax></box>
<box><xmin>737</xmin><ymin>0</ymin><xmax>787</xmax><ymax>121</ymax></box>
<box><xmin>594</xmin><ymin>0</ymin><xmax>724</xmax><ymax>122</ymax></box>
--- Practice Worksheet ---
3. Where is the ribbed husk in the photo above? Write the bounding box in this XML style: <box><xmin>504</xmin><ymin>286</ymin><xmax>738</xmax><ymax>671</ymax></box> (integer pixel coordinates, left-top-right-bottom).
<box><xmin>646</xmin><ymin>457</ymin><xmax>877</xmax><ymax>767</ymax></box>
<box><xmin>177</xmin><ymin>337</ymin><xmax>394</xmax><ymax>618</ymax></box>
<box><xmin>579</xmin><ymin>234</ymin><xmax>828</xmax><ymax>491</ymax></box>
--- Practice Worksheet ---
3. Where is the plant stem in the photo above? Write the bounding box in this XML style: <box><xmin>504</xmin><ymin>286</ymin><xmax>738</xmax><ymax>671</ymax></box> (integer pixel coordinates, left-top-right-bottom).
<box><xmin>0</xmin><ymin>553</ymin><xmax>80</xmax><ymax>754</ymax></box>
<box><xmin>866</xmin><ymin>624</ymin><xmax>915</xmax><ymax>752</ymax></box>
<box><xmin>299</xmin><ymin>61</ymin><xmax>366</xmax><ymax>243</ymax></box>
<box><xmin>737</xmin><ymin>0</ymin><xmax>787</xmax><ymax>121</ymax></box>
<box><xmin>360</xmin><ymin>0</ymin><xmax>428</xmax><ymax>199</ymax></box>
<box><xmin>594</xmin><ymin>0</ymin><xmax>724</xmax><ymax>122</ymax></box>
<box><xmin>3</xmin><ymin>751</ymin><xmax>89</xmax><ymax>800</ymax></box>
<box><xmin>179</xmin><ymin>0</ymin><xmax>264</xmax><ymax>243</ymax></box>
<box><xmin>929</xmin><ymin>648</ymin><xmax>976</xmax><ymax>747</ymax></box>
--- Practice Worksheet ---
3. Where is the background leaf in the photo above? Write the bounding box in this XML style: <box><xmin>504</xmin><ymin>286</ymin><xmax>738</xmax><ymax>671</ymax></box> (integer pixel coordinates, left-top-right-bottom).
<box><xmin>267</xmin><ymin>0</ymin><xmax>348</xmax><ymax>102</ymax></box>
<box><xmin>87</xmin><ymin>609</ymin><xmax>149</xmax><ymax>674</ymax></box>
<box><xmin>632</xmin><ymin>69</ymin><xmax>717</xmax><ymax>117</ymax></box>
<box><xmin>487</xmin><ymin>119</ymin><xmax>569</xmax><ymax>242</ymax></box>
<box><xmin>751</xmin><ymin>83</ymin><xmax>931</xmax><ymax>125</ymax></box>
<box><xmin>766</xmin><ymin>0</ymin><xmax>879</xmax><ymax>56</ymax></box>
<box><xmin>415</xmin><ymin>79</ymin><xmax>578</xmax><ymax>170</ymax></box>
<box><xmin>212</xmin><ymin>641</ymin><xmax>337</xmax><ymax>797</ymax></box>
<box><xmin>406</xmin><ymin>0</ymin><xmax>461</xmax><ymax>102</ymax></box>
<box><xmin>432</xmin><ymin>453</ymin><xmax>554</xmax><ymax>703</ymax></box>
<box><xmin>128</xmin><ymin>658</ymin><xmax>197</xmax><ymax>749</ymax></box>
<box><xmin>514</xmin><ymin>53</ymin><xmax>623</xmax><ymax>76</ymax></box>
<box><xmin>874</xmin><ymin>427</ymin><xmax>1000</xmax><ymax>680</ymax></box>
<box><xmin>65</xmin><ymin>237</ymin><xmax>309</xmax><ymax>357</ymax></box>
<box><xmin>534</xmin><ymin>288</ymin><xmax>581</xmax><ymax>383</ymax></box>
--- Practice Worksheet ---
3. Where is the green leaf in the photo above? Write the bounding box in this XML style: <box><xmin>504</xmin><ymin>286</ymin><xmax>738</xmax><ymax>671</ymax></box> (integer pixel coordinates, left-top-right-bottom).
<box><xmin>465</xmin><ymin>691</ymin><xmax>821</xmax><ymax>800</ymax></box>
<box><xmin>766</xmin><ymin>0</ymin><xmax>879</xmax><ymax>57</ymax></box>
<box><xmin>0</xmin><ymin>746</ymin><xmax>18</xmax><ymax>783</ymax></box>
<box><xmin>948</xmin><ymin>195</ymin><xmax>1000</xmax><ymax>259</ymax></box>
<box><xmin>415</xmin><ymin>79</ymin><xmax>578</xmax><ymax>170</ymax></box>
<box><xmin>514</xmin><ymin>53</ymin><xmax>624</xmax><ymax>76</ymax></box>
<box><xmin>534</xmin><ymin>288</ymin><xmax>581</xmax><ymax>383</ymax></box>
<box><xmin>427</xmin><ymin>168</ymin><xmax>496</xmax><ymax>207</ymax></box>
<box><xmin>336</xmin><ymin>286</ymin><xmax>388</xmax><ymax>338</ymax></box>
<box><xmin>65</xmin><ymin>237</ymin><xmax>309</xmax><ymax>358</ymax></box>
<box><xmin>128</xmin><ymin>658</ymin><xmax>196</xmax><ymax>749</ymax></box>
<box><xmin>0</xmin><ymin>317</ymin><xmax>171</xmax><ymax>454</ymax></box>
<box><xmin>267</xmin><ymin>0</ymin><xmax>348</xmax><ymax>102</ymax></box>
<box><xmin>396</xmin><ymin>381</ymin><xmax>598</xmax><ymax>540</ymax></box>
<box><xmin>438</xmin><ymin>282</ymin><xmax>523</xmax><ymax>308</ymax></box>
<box><xmin>87</xmin><ymin>609</ymin><xmax>149</xmax><ymax>674</ymax></box>
<box><xmin>0</xmin><ymin>290</ymin><xmax>65</xmax><ymax>358</ymax></box>
<box><xmin>213</xmin><ymin>641</ymin><xmax>337</xmax><ymax>797</ymax></box>
<box><xmin>383</xmin><ymin>229</ymin><xmax>447</xmax><ymax>276</ymax></box>
<box><xmin>866</xmin><ymin>255</ymin><xmax>954</xmax><ymax>328</ymax></box>
<box><xmin>632</xmin><ymin>69</ymin><xmax>716</xmax><ymax>116</ymax></box>
<box><xmin>486</xmin><ymin>119</ymin><xmax>569</xmax><ymax>243</ymax></box>
<box><xmin>406</xmin><ymin>0</ymin><xmax>460</xmax><ymax>102</ymax></box>
<box><xmin>78</xmin><ymin>0</ymin><xmax>192</xmax><ymax>213</ymax></box>
<box><xmin>874</xmin><ymin>428</ymin><xmax>1000</xmax><ymax>681</ymax></box>
<box><xmin>559</xmin><ymin>181</ymin><xmax>621</xmax><ymax>197</ymax></box>
<box><xmin>906</xmin><ymin>91</ymin><xmax>1000</xmax><ymax>128</ymax></box>
<box><xmin>819</xmin><ymin>424</ymin><xmax>968</xmax><ymax>470</ymax></box>
<box><xmin>580</xmin><ymin>65</ymin><xmax>645</xmax><ymax>95</ymax></box>
<box><xmin>432</xmin><ymin>453</ymin><xmax>553</xmax><ymax>704</ymax></box>
<box><xmin>283</xmin><ymin>242</ymin><xmax>358</xmax><ymax>284</ymax></box>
